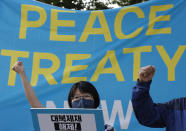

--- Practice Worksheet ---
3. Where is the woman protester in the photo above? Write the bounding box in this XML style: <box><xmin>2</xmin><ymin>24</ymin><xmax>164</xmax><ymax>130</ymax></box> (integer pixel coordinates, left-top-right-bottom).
<box><xmin>12</xmin><ymin>61</ymin><xmax>115</xmax><ymax>131</ymax></box>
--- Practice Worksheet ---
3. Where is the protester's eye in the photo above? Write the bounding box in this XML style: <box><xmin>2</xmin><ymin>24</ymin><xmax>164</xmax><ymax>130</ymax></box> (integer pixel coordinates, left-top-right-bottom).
<box><xmin>84</xmin><ymin>95</ymin><xmax>92</xmax><ymax>98</ymax></box>
<box><xmin>73</xmin><ymin>96</ymin><xmax>80</xmax><ymax>100</ymax></box>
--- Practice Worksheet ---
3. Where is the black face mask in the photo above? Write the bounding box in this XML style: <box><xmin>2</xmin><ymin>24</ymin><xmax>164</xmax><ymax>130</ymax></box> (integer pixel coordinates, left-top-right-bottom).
<box><xmin>71</xmin><ymin>98</ymin><xmax>95</xmax><ymax>108</ymax></box>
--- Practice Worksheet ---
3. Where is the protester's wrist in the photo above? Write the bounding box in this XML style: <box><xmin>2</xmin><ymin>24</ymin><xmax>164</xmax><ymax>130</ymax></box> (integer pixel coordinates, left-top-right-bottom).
<box><xmin>136</xmin><ymin>79</ymin><xmax>152</xmax><ymax>88</ymax></box>
<box><xmin>19</xmin><ymin>70</ymin><xmax>25</xmax><ymax>76</ymax></box>
<box><xmin>138</xmin><ymin>78</ymin><xmax>150</xmax><ymax>83</ymax></box>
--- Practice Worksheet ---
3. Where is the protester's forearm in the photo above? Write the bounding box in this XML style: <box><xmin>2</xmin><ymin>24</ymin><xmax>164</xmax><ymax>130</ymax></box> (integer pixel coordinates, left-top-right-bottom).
<box><xmin>19</xmin><ymin>72</ymin><xmax>44</xmax><ymax>108</ymax></box>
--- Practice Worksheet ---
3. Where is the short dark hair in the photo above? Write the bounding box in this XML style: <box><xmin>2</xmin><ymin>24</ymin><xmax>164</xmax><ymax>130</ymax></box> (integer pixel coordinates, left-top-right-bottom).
<box><xmin>68</xmin><ymin>81</ymin><xmax>100</xmax><ymax>108</ymax></box>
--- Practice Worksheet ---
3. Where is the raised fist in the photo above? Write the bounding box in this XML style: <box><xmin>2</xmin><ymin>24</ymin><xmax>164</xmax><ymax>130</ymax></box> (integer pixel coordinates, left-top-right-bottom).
<box><xmin>12</xmin><ymin>61</ymin><xmax>24</xmax><ymax>74</ymax></box>
<box><xmin>138</xmin><ymin>65</ymin><xmax>155</xmax><ymax>82</ymax></box>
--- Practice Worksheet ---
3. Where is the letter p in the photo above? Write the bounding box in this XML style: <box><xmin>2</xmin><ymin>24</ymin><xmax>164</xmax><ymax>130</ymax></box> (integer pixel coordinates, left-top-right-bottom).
<box><xmin>19</xmin><ymin>4</ymin><xmax>47</xmax><ymax>39</ymax></box>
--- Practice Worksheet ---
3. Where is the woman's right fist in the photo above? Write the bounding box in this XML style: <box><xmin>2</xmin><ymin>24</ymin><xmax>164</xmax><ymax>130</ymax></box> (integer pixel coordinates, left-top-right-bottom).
<box><xmin>12</xmin><ymin>61</ymin><xmax>24</xmax><ymax>74</ymax></box>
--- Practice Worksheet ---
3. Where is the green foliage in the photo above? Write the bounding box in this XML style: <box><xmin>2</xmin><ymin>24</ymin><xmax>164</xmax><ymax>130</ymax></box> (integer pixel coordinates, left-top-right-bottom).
<box><xmin>112</xmin><ymin>0</ymin><xmax>149</xmax><ymax>6</ymax></box>
<box><xmin>36</xmin><ymin>0</ymin><xmax>148</xmax><ymax>10</ymax></box>
<box><xmin>37</xmin><ymin>0</ymin><xmax>85</xmax><ymax>10</ymax></box>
